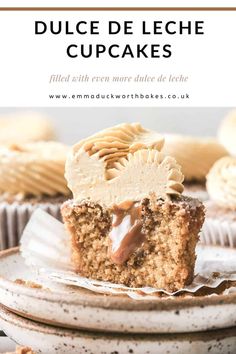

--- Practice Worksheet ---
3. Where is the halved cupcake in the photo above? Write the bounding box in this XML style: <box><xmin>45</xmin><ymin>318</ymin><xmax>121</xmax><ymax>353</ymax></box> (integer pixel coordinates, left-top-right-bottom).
<box><xmin>61</xmin><ymin>123</ymin><xmax>205</xmax><ymax>292</ymax></box>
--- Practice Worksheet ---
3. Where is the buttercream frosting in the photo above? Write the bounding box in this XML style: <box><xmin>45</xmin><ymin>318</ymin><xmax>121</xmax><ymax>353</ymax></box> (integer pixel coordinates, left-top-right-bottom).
<box><xmin>206</xmin><ymin>156</ymin><xmax>236</xmax><ymax>209</ymax></box>
<box><xmin>218</xmin><ymin>110</ymin><xmax>236</xmax><ymax>156</ymax></box>
<box><xmin>65</xmin><ymin>123</ymin><xmax>184</xmax><ymax>206</ymax></box>
<box><xmin>0</xmin><ymin>142</ymin><xmax>70</xmax><ymax>198</ymax></box>
<box><xmin>162</xmin><ymin>134</ymin><xmax>228</xmax><ymax>181</ymax></box>
<box><xmin>0</xmin><ymin>111</ymin><xmax>55</xmax><ymax>145</ymax></box>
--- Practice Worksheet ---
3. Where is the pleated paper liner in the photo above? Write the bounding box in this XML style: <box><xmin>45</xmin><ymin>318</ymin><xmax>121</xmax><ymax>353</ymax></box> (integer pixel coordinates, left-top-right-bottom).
<box><xmin>201</xmin><ymin>217</ymin><xmax>236</xmax><ymax>248</ymax></box>
<box><xmin>0</xmin><ymin>201</ymin><xmax>62</xmax><ymax>251</ymax></box>
<box><xmin>184</xmin><ymin>189</ymin><xmax>209</xmax><ymax>202</ymax></box>
<box><xmin>20</xmin><ymin>209</ymin><xmax>236</xmax><ymax>300</ymax></box>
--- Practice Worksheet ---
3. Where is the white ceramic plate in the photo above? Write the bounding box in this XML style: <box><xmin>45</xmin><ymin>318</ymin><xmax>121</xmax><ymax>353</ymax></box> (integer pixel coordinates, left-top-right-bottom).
<box><xmin>1</xmin><ymin>305</ymin><xmax>236</xmax><ymax>354</ymax></box>
<box><xmin>0</xmin><ymin>247</ymin><xmax>236</xmax><ymax>334</ymax></box>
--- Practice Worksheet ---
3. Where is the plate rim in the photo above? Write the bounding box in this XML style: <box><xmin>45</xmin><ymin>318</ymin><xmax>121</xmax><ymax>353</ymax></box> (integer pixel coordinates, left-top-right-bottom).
<box><xmin>1</xmin><ymin>303</ymin><xmax>236</xmax><ymax>342</ymax></box>
<box><xmin>0</xmin><ymin>247</ymin><xmax>236</xmax><ymax>312</ymax></box>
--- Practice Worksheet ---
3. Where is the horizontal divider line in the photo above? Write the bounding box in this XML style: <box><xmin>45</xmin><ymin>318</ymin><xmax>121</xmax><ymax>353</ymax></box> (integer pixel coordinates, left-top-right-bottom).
<box><xmin>0</xmin><ymin>7</ymin><xmax>236</xmax><ymax>11</ymax></box>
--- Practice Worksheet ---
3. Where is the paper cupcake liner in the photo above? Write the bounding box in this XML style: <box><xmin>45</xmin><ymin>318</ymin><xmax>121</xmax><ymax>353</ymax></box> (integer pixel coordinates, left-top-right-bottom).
<box><xmin>0</xmin><ymin>201</ymin><xmax>62</xmax><ymax>251</ymax></box>
<box><xmin>201</xmin><ymin>218</ymin><xmax>236</xmax><ymax>248</ymax></box>
<box><xmin>20</xmin><ymin>209</ymin><xmax>236</xmax><ymax>300</ymax></box>
<box><xmin>183</xmin><ymin>189</ymin><xmax>209</xmax><ymax>202</ymax></box>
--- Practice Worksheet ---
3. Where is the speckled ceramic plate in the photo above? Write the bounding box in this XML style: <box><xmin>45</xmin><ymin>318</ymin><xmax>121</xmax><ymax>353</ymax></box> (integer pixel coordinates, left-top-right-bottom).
<box><xmin>0</xmin><ymin>305</ymin><xmax>236</xmax><ymax>354</ymax></box>
<box><xmin>0</xmin><ymin>247</ymin><xmax>236</xmax><ymax>334</ymax></box>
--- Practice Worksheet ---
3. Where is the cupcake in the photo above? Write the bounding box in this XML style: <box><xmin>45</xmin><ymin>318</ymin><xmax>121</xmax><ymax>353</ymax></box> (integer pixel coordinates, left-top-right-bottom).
<box><xmin>218</xmin><ymin>109</ymin><xmax>236</xmax><ymax>155</ymax></box>
<box><xmin>0</xmin><ymin>142</ymin><xmax>70</xmax><ymax>250</ymax></box>
<box><xmin>162</xmin><ymin>134</ymin><xmax>228</xmax><ymax>201</ymax></box>
<box><xmin>0</xmin><ymin>111</ymin><xmax>55</xmax><ymax>145</ymax></box>
<box><xmin>5</xmin><ymin>347</ymin><xmax>35</xmax><ymax>354</ymax></box>
<box><xmin>61</xmin><ymin>123</ymin><xmax>205</xmax><ymax>292</ymax></box>
<box><xmin>202</xmin><ymin>156</ymin><xmax>236</xmax><ymax>247</ymax></box>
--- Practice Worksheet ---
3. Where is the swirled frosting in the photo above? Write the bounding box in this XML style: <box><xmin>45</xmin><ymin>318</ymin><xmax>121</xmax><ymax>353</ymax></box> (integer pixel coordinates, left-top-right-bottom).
<box><xmin>65</xmin><ymin>123</ymin><xmax>184</xmax><ymax>206</ymax></box>
<box><xmin>206</xmin><ymin>156</ymin><xmax>236</xmax><ymax>209</ymax></box>
<box><xmin>162</xmin><ymin>134</ymin><xmax>228</xmax><ymax>181</ymax></box>
<box><xmin>0</xmin><ymin>142</ymin><xmax>70</xmax><ymax>198</ymax></box>
<box><xmin>0</xmin><ymin>112</ymin><xmax>55</xmax><ymax>145</ymax></box>
<box><xmin>218</xmin><ymin>110</ymin><xmax>236</xmax><ymax>156</ymax></box>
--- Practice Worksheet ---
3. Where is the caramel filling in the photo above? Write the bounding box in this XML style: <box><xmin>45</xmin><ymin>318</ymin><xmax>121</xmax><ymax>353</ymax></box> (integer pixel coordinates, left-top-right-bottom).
<box><xmin>109</xmin><ymin>201</ymin><xmax>145</xmax><ymax>265</ymax></box>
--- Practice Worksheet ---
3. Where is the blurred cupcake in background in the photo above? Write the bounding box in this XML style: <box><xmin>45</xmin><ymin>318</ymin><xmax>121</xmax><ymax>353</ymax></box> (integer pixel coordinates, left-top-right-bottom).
<box><xmin>0</xmin><ymin>142</ymin><xmax>70</xmax><ymax>250</ymax></box>
<box><xmin>162</xmin><ymin>134</ymin><xmax>228</xmax><ymax>201</ymax></box>
<box><xmin>5</xmin><ymin>346</ymin><xmax>35</xmax><ymax>354</ymax></box>
<box><xmin>202</xmin><ymin>156</ymin><xmax>236</xmax><ymax>247</ymax></box>
<box><xmin>218</xmin><ymin>110</ymin><xmax>236</xmax><ymax>156</ymax></box>
<box><xmin>0</xmin><ymin>111</ymin><xmax>55</xmax><ymax>145</ymax></box>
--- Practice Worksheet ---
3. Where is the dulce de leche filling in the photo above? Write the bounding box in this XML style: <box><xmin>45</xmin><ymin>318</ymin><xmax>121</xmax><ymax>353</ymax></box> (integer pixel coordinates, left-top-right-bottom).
<box><xmin>109</xmin><ymin>201</ymin><xmax>145</xmax><ymax>265</ymax></box>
